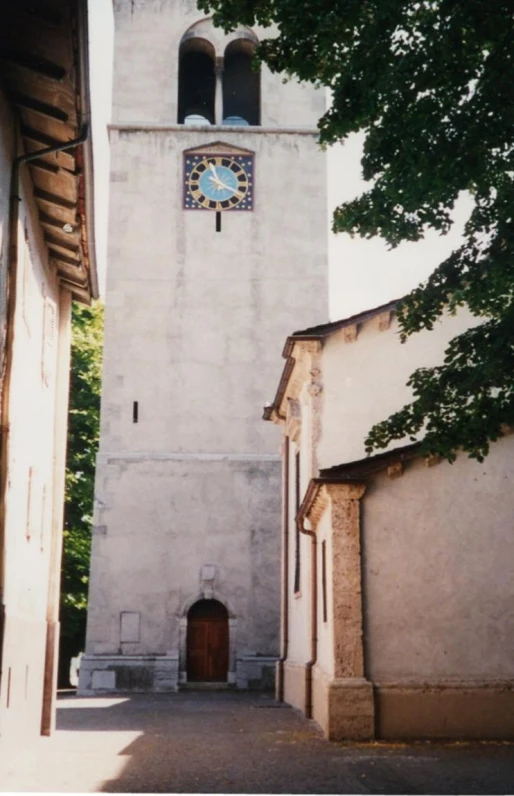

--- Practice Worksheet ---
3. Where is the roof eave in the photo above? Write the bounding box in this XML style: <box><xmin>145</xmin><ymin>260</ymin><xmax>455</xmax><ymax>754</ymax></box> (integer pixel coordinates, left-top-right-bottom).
<box><xmin>77</xmin><ymin>0</ymin><xmax>98</xmax><ymax>302</ymax></box>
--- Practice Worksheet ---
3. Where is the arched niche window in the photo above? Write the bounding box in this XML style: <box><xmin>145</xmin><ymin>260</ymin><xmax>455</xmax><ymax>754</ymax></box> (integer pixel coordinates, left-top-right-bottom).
<box><xmin>177</xmin><ymin>38</ymin><xmax>215</xmax><ymax>125</ymax></box>
<box><xmin>223</xmin><ymin>39</ymin><xmax>260</xmax><ymax>126</ymax></box>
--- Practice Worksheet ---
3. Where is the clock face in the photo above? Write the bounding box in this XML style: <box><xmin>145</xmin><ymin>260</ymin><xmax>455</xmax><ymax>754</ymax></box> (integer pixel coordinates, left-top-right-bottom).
<box><xmin>184</xmin><ymin>153</ymin><xmax>254</xmax><ymax>211</ymax></box>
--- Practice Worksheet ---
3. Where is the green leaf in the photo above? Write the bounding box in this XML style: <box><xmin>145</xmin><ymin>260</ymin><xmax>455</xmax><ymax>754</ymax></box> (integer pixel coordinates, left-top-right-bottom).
<box><xmin>200</xmin><ymin>0</ymin><xmax>514</xmax><ymax>461</ymax></box>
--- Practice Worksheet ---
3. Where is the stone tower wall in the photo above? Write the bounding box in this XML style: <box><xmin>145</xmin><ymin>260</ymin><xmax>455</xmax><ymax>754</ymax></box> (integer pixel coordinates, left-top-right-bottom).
<box><xmin>80</xmin><ymin>0</ymin><xmax>328</xmax><ymax>693</ymax></box>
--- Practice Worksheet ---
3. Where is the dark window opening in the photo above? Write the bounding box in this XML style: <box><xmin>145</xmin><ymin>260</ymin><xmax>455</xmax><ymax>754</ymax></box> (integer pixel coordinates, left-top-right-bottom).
<box><xmin>294</xmin><ymin>451</ymin><xmax>301</xmax><ymax>593</ymax></box>
<box><xmin>6</xmin><ymin>667</ymin><xmax>11</xmax><ymax>708</ymax></box>
<box><xmin>133</xmin><ymin>401</ymin><xmax>138</xmax><ymax>423</ymax></box>
<box><xmin>322</xmin><ymin>540</ymin><xmax>327</xmax><ymax>623</ymax></box>
<box><xmin>178</xmin><ymin>40</ymin><xmax>216</xmax><ymax>124</ymax></box>
<box><xmin>223</xmin><ymin>40</ymin><xmax>260</xmax><ymax>126</ymax></box>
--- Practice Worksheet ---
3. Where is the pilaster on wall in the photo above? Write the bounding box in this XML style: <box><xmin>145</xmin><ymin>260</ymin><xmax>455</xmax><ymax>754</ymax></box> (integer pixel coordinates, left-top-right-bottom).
<box><xmin>307</xmin><ymin>482</ymin><xmax>375</xmax><ymax>740</ymax></box>
<box><xmin>327</xmin><ymin>483</ymin><xmax>366</xmax><ymax>680</ymax></box>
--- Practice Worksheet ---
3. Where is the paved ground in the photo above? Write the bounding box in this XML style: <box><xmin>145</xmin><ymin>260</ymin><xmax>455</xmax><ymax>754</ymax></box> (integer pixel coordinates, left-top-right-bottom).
<box><xmin>2</xmin><ymin>691</ymin><xmax>514</xmax><ymax>793</ymax></box>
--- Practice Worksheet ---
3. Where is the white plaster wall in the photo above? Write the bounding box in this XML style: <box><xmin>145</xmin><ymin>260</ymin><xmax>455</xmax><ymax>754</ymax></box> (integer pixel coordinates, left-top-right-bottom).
<box><xmin>102</xmin><ymin>128</ymin><xmax>327</xmax><ymax>455</ymax></box>
<box><xmin>89</xmin><ymin>457</ymin><xmax>281</xmax><ymax>657</ymax></box>
<box><xmin>318</xmin><ymin>308</ymin><xmax>480</xmax><ymax>468</ymax></box>
<box><xmin>0</xmin><ymin>88</ymin><xmax>66</xmax><ymax>744</ymax></box>
<box><xmin>363</xmin><ymin>435</ymin><xmax>514</xmax><ymax>682</ymax></box>
<box><xmin>111</xmin><ymin>0</ymin><xmax>325</xmax><ymax>127</ymax></box>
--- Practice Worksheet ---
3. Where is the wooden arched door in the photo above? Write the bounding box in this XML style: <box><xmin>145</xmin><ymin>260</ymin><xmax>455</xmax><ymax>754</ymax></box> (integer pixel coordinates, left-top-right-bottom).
<box><xmin>186</xmin><ymin>599</ymin><xmax>229</xmax><ymax>682</ymax></box>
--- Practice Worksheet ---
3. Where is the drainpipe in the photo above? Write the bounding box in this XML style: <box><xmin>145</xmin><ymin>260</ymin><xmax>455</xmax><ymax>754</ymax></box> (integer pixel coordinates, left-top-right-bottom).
<box><xmin>276</xmin><ymin>436</ymin><xmax>290</xmax><ymax>702</ymax></box>
<box><xmin>299</xmin><ymin>514</ymin><xmax>317</xmax><ymax>720</ymax></box>
<box><xmin>0</xmin><ymin>124</ymin><xmax>89</xmax><ymax>698</ymax></box>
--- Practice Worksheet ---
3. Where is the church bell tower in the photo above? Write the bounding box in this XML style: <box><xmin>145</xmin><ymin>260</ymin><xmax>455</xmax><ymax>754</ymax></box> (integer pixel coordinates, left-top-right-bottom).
<box><xmin>80</xmin><ymin>0</ymin><xmax>328</xmax><ymax>692</ymax></box>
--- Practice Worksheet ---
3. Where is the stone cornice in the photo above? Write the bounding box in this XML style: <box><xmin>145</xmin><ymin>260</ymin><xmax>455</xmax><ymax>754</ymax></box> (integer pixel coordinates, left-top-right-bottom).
<box><xmin>280</xmin><ymin>341</ymin><xmax>322</xmax><ymax>411</ymax></box>
<box><xmin>324</xmin><ymin>482</ymin><xmax>366</xmax><ymax>502</ymax></box>
<box><xmin>306</xmin><ymin>485</ymin><xmax>330</xmax><ymax>527</ymax></box>
<box><xmin>300</xmin><ymin>479</ymin><xmax>366</xmax><ymax>531</ymax></box>
<box><xmin>110</xmin><ymin>123</ymin><xmax>319</xmax><ymax>136</ymax></box>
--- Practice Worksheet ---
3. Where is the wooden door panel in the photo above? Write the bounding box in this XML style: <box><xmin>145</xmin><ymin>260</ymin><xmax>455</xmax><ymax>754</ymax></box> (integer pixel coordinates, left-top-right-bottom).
<box><xmin>187</xmin><ymin>619</ymin><xmax>209</xmax><ymax>681</ymax></box>
<box><xmin>209</xmin><ymin>620</ymin><xmax>229</xmax><ymax>681</ymax></box>
<box><xmin>187</xmin><ymin>616</ymin><xmax>228</xmax><ymax>682</ymax></box>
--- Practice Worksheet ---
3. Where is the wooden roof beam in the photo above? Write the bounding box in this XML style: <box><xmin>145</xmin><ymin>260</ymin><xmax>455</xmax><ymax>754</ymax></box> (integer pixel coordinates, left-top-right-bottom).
<box><xmin>44</xmin><ymin>231</ymin><xmax>80</xmax><ymax>253</ymax></box>
<box><xmin>8</xmin><ymin>90</ymin><xmax>68</xmax><ymax>122</ymax></box>
<box><xmin>0</xmin><ymin>48</ymin><xmax>66</xmax><ymax>80</ymax></box>
<box><xmin>34</xmin><ymin>187</ymin><xmax>76</xmax><ymax>210</ymax></box>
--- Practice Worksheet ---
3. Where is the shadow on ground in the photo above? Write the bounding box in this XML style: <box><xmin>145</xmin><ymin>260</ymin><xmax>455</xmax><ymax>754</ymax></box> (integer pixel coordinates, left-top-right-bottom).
<box><xmin>56</xmin><ymin>692</ymin><xmax>514</xmax><ymax>794</ymax></box>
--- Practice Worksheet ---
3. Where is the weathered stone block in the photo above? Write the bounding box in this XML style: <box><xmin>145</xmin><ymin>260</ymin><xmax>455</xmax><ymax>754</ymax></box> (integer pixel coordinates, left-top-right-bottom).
<box><xmin>91</xmin><ymin>670</ymin><xmax>116</xmax><ymax>690</ymax></box>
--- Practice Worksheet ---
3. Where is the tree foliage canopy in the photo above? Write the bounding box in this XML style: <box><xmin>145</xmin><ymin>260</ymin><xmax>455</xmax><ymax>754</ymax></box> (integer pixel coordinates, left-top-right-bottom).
<box><xmin>60</xmin><ymin>302</ymin><xmax>103</xmax><ymax>652</ymax></box>
<box><xmin>199</xmin><ymin>0</ymin><xmax>514</xmax><ymax>461</ymax></box>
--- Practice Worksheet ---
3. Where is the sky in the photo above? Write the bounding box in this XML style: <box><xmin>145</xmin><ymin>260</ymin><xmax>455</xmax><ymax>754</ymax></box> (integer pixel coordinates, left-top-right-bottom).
<box><xmin>88</xmin><ymin>0</ymin><xmax>472</xmax><ymax>319</ymax></box>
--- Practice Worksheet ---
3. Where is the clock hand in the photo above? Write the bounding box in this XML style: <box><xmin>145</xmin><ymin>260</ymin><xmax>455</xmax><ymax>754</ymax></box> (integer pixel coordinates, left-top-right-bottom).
<box><xmin>208</xmin><ymin>174</ymin><xmax>244</xmax><ymax>198</ymax></box>
<box><xmin>208</xmin><ymin>175</ymin><xmax>228</xmax><ymax>193</ymax></box>
<box><xmin>217</xmin><ymin>181</ymin><xmax>244</xmax><ymax>198</ymax></box>
<box><xmin>211</xmin><ymin>176</ymin><xmax>244</xmax><ymax>197</ymax></box>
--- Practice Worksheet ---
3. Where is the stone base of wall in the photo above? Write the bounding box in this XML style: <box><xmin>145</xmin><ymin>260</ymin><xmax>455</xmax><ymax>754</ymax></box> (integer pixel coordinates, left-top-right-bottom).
<box><xmin>236</xmin><ymin>656</ymin><xmax>277</xmax><ymax>690</ymax></box>
<box><xmin>312</xmin><ymin>666</ymin><xmax>375</xmax><ymax>740</ymax></box>
<box><xmin>282</xmin><ymin>661</ymin><xmax>308</xmax><ymax>713</ymax></box>
<box><xmin>78</xmin><ymin>653</ymin><xmax>277</xmax><ymax>694</ymax></box>
<box><xmin>78</xmin><ymin>653</ymin><xmax>180</xmax><ymax>694</ymax></box>
<box><xmin>376</xmin><ymin>683</ymin><xmax>514</xmax><ymax>740</ymax></box>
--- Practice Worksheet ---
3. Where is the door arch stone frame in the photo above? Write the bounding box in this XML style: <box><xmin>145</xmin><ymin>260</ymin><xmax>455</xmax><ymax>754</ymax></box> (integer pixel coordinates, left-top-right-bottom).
<box><xmin>177</xmin><ymin>593</ymin><xmax>237</xmax><ymax>685</ymax></box>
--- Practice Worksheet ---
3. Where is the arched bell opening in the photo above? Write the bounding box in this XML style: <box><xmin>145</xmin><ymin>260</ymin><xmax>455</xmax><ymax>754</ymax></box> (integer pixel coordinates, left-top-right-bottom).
<box><xmin>223</xmin><ymin>39</ymin><xmax>260</xmax><ymax>126</ymax></box>
<box><xmin>178</xmin><ymin>38</ymin><xmax>216</xmax><ymax>125</ymax></box>
<box><xmin>186</xmin><ymin>599</ymin><xmax>229</xmax><ymax>682</ymax></box>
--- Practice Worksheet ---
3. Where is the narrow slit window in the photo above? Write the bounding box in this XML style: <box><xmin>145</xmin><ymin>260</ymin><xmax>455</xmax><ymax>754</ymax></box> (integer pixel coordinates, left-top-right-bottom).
<box><xmin>133</xmin><ymin>401</ymin><xmax>139</xmax><ymax>423</ymax></box>
<box><xmin>321</xmin><ymin>540</ymin><xmax>327</xmax><ymax>623</ymax></box>
<box><xmin>6</xmin><ymin>667</ymin><xmax>11</xmax><ymax>708</ymax></box>
<box><xmin>216</xmin><ymin>211</ymin><xmax>221</xmax><ymax>232</ymax></box>
<box><xmin>294</xmin><ymin>451</ymin><xmax>301</xmax><ymax>593</ymax></box>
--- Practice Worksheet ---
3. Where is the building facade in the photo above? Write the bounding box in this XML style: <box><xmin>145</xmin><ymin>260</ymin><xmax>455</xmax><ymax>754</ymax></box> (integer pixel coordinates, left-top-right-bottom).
<box><xmin>80</xmin><ymin>0</ymin><xmax>328</xmax><ymax>693</ymax></box>
<box><xmin>266</xmin><ymin>302</ymin><xmax>514</xmax><ymax>739</ymax></box>
<box><xmin>0</xmin><ymin>0</ymin><xmax>97</xmax><ymax>747</ymax></box>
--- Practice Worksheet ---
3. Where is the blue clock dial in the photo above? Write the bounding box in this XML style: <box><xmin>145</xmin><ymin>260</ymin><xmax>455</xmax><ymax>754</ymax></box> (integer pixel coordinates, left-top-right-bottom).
<box><xmin>184</xmin><ymin>154</ymin><xmax>254</xmax><ymax>211</ymax></box>
<box><xmin>199</xmin><ymin>165</ymin><xmax>239</xmax><ymax>202</ymax></box>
